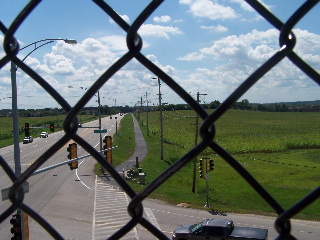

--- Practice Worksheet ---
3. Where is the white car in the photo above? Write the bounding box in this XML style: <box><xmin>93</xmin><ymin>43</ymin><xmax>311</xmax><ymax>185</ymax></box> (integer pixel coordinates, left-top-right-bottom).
<box><xmin>23</xmin><ymin>136</ymin><xmax>33</xmax><ymax>144</ymax></box>
<box><xmin>40</xmin><ymin>132</ymin><xmax>49</xmax><ymax>138</ymax></box>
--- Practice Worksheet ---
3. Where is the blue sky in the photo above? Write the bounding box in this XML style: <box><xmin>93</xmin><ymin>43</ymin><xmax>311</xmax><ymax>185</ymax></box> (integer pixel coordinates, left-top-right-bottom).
<box><xmin>0</xmin><ymin>0</ymin><xmax>319</xmax><ymax>109</ymax></box>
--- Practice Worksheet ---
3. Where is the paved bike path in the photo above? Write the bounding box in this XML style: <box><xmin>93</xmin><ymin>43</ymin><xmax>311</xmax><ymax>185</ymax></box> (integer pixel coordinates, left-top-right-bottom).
<box><xmin>116</xmin><ymin>114</ymin><xmax>148</xmax><ymax>173</ymax></box>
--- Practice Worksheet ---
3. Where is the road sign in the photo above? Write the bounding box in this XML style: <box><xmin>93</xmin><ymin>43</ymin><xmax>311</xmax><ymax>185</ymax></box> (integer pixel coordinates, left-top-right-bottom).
<box><xmin>94</xmin><ymin>129</ymin><xmax>107</xmax><ymax>133</ymax></box>
<box><xmin>1</xmin><ymin>182</ymin><xmax>29</xmax><ymax>201</ymax></box>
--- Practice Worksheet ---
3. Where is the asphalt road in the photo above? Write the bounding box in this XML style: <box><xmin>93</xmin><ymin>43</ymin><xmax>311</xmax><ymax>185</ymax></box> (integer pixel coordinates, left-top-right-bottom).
<box><xmin>1</xmin><ymin>113</ymin><xmax>319</xmax><ymax>239</ymax></box>
<box><xmin>0</xmin><ymin>114</ymin><xmax>123</xmax><ymax>239</ymax></box>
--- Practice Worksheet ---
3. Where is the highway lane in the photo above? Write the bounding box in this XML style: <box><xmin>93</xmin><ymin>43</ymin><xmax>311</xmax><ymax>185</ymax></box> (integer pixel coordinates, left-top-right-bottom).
<box><xmin>0</xmin><ymin>114</ymin><xmax>123</xmax><ymax>239</ymax></box>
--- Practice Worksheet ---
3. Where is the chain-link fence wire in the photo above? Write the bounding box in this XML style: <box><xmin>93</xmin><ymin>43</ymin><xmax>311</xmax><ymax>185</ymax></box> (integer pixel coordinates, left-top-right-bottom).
<box><xmin>0</xmin><ymin>0</ymin><xmax>319</xmax><ymax>239</ymax></box>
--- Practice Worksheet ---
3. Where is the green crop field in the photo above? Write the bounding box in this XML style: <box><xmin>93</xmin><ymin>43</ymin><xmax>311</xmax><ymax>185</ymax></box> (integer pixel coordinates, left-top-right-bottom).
<box><xmin>133</xmin><ymin>109</ymin><xmax>320</xmax><ymax>220</ymax></box>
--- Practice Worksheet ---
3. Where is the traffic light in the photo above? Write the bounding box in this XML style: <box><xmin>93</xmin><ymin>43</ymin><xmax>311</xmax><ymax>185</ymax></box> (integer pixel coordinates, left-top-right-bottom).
<box><xmin>50</xmin><ymin>122</ymin><xmax>55</xmax><ymax>132</ymax></box>
<box><xmin>208</xmin><ymin>159</ymin><xmax>214</xmax><ymax>171</ymax></box>
<box><xmin>103</xmin><ymin>136</ymin><xmax>113</xmax><ymax>164</ymax></box>
<box><xmin>67</xmin><ymin>143</ymin><xmax>78</xmax><ymax>170</ymax></box>
<box><xmin>10</xmin><ymin>213</ymin><xmax>21</xmax><ymax>240</ymax></box>
<box><xmin>25</xmin><ymin>123</ymin><xmax>30</xmax><ymax>137</ymax></box>
<box><xmin>199</xmin><ymin>159</ymin><xmax>206</xmax><ymax>179</ymax></box>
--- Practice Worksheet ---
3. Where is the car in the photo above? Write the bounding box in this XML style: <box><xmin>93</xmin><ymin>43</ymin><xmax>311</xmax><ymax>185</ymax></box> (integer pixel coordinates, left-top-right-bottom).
<box><xmin>172</xmin><ymin>219</ymin><xmax>268</xmax><ymax>240</ymax></box>
<box><xmin>40</xmin><ymin>132</ymin><xmax>49</xmax><ymax>138</ymax></box>
<box><xmin>23</xmin><ymin>136</ymin><xmax>33</xmax><ymax>144</ymax></box>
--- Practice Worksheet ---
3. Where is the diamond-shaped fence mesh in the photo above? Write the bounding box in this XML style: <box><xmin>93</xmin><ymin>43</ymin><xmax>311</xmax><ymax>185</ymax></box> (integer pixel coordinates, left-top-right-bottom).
<box><xmin>0</xmin><ymin>0</ymin><xmax>319</xmax><ymax>239</ymax></box>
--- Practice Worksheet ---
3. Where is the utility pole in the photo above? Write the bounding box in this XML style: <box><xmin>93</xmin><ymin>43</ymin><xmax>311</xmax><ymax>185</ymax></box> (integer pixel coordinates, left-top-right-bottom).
<box><xmin>140</xmin><ymin>96</ymin><xmax>143</xmax><ymax>126</ymax></box>
<box><xmin>98</xmin><ymin>91</ymin><xmax>102</xmax><ymax>154</ymax></box>
<box><xmin>192</xmin><ymin>92</ymin><xmax>207</xmax><ymax>193</ymax></box>
<box><xmin>146</xmin><ymin>92</ymin><xmax>150</xmax><ymax>136</ymax></box>
<box><xmin>158</xmin><ymin>78</ymin><xmax>164</xmax><ymax>160</ymax></box>
<box><xmin>152</xmin><ymin>76</ymin><xmax>164</xmax><ymax>160</ymax></box>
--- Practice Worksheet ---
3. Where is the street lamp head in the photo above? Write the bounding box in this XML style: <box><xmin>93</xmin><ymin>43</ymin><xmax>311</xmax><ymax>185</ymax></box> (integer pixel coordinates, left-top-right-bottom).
<box><xmin>64</xmin><ymin>39</ymin><xmax>77</xmax><ymax>44</ymax></box>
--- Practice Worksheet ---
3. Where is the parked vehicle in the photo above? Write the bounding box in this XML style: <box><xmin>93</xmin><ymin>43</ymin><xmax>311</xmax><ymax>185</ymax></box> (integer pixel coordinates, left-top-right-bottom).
<box><xmin>23</xmin><ymin>136</ymin><xmax>33</xmax><ymax>144</ymax></box>
<box><xmin>172</xmin><ymin>219</ymin><xmax>268</xmax><ymax>240</ymax></box>
<box><xmin>40</xmin><ymin>132</ymin><xmax>49</xmax><ymax>138</ymax></box>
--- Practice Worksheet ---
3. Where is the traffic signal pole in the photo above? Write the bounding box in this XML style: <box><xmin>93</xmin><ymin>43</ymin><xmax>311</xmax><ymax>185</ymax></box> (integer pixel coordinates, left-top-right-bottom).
<box><xmin>31</xmin><ymin>146</ymin><xmax>119</xmax><ymax>176</ymax></box>
<box><xmin>199</xmin><ymin>157</ymin><xmax>214</xmax><ymax>208</ymax></box>
<box><xmin>192</xmin><ymin>92</ymin><xmax>207</xmax><ymax>193</ymax></box>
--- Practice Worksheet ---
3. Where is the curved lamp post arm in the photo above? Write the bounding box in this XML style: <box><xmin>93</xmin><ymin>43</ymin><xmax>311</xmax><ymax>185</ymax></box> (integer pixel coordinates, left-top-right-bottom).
<box><xmin>20</xmin><ymin>38</ymin><xmax>77</xmax><ymax>51</ymax></box>
<box><xmin>11</xmin><ymin>38</ymin><xmax>77</xmax><ymax>176</ymax></box>
<box><xmin>21</xmin><ymin>40</ymin><xmax>54</xmax><ymax>62</ymax></box>
<box><xmin>17</xmin><ymin>38</ymin><xmax>77</xmax><ymax>69</ymax></box>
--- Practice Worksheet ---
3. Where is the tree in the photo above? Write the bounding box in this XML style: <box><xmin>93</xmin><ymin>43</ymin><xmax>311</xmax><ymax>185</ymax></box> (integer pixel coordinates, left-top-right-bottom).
<box><xmin>210</xmin><ymin>100</ymin><xmax>220</xmax><ymax>109</ymax></box>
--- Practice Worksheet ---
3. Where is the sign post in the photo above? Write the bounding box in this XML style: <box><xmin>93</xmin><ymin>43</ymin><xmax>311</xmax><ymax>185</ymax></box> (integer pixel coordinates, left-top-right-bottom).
<box><xmin>94</xmin><ymin>129</ymin><xmax>107</xmax><ymax>133</ymax></box>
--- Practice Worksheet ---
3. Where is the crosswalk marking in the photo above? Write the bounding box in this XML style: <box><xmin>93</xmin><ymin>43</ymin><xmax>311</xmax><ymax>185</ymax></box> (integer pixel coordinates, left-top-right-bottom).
<box><xmin>92</xmin><ymin>176</ymin><xmax>139</xmax><ymax>240</ymax></box>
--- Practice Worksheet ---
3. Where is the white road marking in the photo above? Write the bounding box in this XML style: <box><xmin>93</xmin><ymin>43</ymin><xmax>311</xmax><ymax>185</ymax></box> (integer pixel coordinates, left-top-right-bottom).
<box><xmin>75</xmin><ymin>158</ymin><xmax>92</xmax><ymax>190</ymax></box>
<box><xmin>92</xmin><ymin>176</ymin><xmax>139</xmax><ymax>240</ymax></box>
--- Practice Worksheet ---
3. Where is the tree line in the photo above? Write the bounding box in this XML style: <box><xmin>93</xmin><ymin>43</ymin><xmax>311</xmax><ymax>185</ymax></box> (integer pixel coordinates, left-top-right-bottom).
<box><xmin>0</xmin><ymin>99</ymin><xmax>319</xmax><ymax>117</ymax></box>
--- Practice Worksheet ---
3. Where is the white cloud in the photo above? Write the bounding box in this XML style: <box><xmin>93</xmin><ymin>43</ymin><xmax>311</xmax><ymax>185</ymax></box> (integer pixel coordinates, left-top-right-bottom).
<box><xmin>200</xmin><ymin>24</ymin><xmax>228</xmax><ymax>33</ymax></box>
<box><xmin>180</xmin><ymin>0</ymin><xmax>238</xmax><ymax>20</ymax></box>
<box><xmin>153</xmin><ymin>15</ymin><xmax>172</xmax><ymax>23</ymax></box>
<box><xmin>176</xmin><ymin>28</ymin><xmax>320</xmax><ymax>103</ymax></box>
<box><xmin>44</xmin><ymin>54</ymin><xmax>76</xmax><ymax>75</ymax></box>
<box><xmin>179</xmin><ymin>29</ymin><xmax>279</xmax><ymax>64</ymax></box>
<box><xmin>146</xmin><ymin>54</ymin><xmax>178</xmax><ymax>77</ymax></box>
<box><xmin>109</xmin><ymin>14</ymin><xmax>130</xmax><ymax>25</ymax></box>
<box><xmin>231</xmin><ymin>0</ymin><xmax>272</xmax><ymax>12</ymax></box>
<box><xmin>99</xmin><ymin>35</ymin><xmax>127</xmax><ymax>52</ymax></box>
<box><xmin>138</xmin><ymin>24</ymin><xmax>183</xmax><ymax>39</ymax></box>
<box><xmin>178</xmin><ymin>51</ymin><xmax>205</xmax><ymax>61</ymax></box>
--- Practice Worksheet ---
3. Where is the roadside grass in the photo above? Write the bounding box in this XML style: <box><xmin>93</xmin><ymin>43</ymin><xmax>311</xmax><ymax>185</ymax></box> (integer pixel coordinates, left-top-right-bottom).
<box><xmin>0</xmin><ymin>115</ymin><xmax>98</xmax><ymax>148</ymax></box>
<box><xmin>94</xmin><ymin>114</ymin><xmax>136</xmax><ymax>174</ymax></box>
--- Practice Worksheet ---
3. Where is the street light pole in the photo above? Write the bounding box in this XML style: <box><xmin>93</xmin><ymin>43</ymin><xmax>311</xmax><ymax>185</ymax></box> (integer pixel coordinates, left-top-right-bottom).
<box><xmin>11</xmin><ymin>38</ymin><xmax>77</xmax><ymax>177</ymax></box>
<box><xmin>10</xmin><ymin>38</ymin><xmax>76</xmax><ymax>240</ymax></box>
<box><xmin>10</xmin><ymin>61</ymin><xmax>21</xmax><ymax>177</ymax></box>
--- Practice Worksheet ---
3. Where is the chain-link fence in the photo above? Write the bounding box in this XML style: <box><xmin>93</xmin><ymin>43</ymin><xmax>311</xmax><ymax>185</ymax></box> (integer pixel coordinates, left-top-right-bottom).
<box><xmin>0</xmin><ymin>0</ymin><xmax>319</xmax><ymax>239</ymax></box>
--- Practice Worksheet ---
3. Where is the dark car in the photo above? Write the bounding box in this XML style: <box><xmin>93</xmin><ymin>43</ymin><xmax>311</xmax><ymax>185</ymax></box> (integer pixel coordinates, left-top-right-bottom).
<box><xmin>23</xmin><ymin>136</ymin><xmax>33</xmax><ymax>144</ymax></box>
<box><xmin>173</xmin><ymin>219</ymin><xmax>234</xmax><ymax>240</ymax></box>
<box><xmin>172</xmin><ymin>219</ymin><xmax>268</xmax><ymax>240</ymax></box>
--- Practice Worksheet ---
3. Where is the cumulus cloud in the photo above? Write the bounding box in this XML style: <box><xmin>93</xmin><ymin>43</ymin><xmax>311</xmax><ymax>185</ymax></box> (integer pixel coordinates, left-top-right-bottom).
<box><xmin>176</xmin><ymin>28</ymin><xmax>320</xmax><ymax>103</ymax></box>
<box><xmin>98</xmin><ymin>35</ymin><xmax>127</xmax><ymax>52</ymax></box>
<box><xmin>200</xmin><ymin>24</ymin><xmax>228</xmax><ymax>33</ymax></box>
<box><xmin>44</xmin><ymin>54</ymin><xmax>76</xmax><ymax>75</ymax></box>
<box><xmin>153</xmin><ymin>15</ymin><xmax>172</xmax><ymax>23</ymax></box>
<box><xmin>177</xmin><ymin>52</ymin><xmax>205</xmax><ymax>61</ymax></box>
<box><xmin>146</xmin><ymin>54</ymin><xmax>178</xmax><ymax>76</ymax></box>
<box><xmin>138</xmin><ymin>24</ymin><xmax>183</xmax><ymax>39</ymax></box>
<box><xmin>231</xmin><ymin>0</ymin><xmax>272</xmax><ymax>12</ymax></box>
<box><xmin>180</xmin><ymin>0</ymin><xmax>238</xmax><ymax>20</ymax></box>
<box><xmin>109</xmin><ymin>14</ymin><xmax>130</xmax><ymax>26</ymax></box>
<box><xmin>179</xmin><ymin>29</ymin><xmax>279</xmax><ymax>63</ymax></box>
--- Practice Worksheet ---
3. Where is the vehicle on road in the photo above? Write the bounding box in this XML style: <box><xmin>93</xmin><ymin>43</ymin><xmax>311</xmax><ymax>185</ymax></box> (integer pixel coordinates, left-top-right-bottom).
<box><xmin>172</xmin><ymin>219</ymin><xmax>268</xmax><ymax>240</ymax></box>
<box><xmin>23</xmin><ymin>136</ymin><xmax>33</xmax><ymax>144</ymax></box>
<box><xmin>40</xmin><ymin>132</ymin><xmax>49</xmax><ymax>138</ymax></box>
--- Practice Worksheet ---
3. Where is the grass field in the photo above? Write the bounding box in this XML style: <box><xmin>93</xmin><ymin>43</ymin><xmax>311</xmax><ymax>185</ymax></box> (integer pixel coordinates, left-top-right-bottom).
<box><xmin>133</xmin><ymin>110</ymin><xmax>320</xmax><ymax>220</ymax></box>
